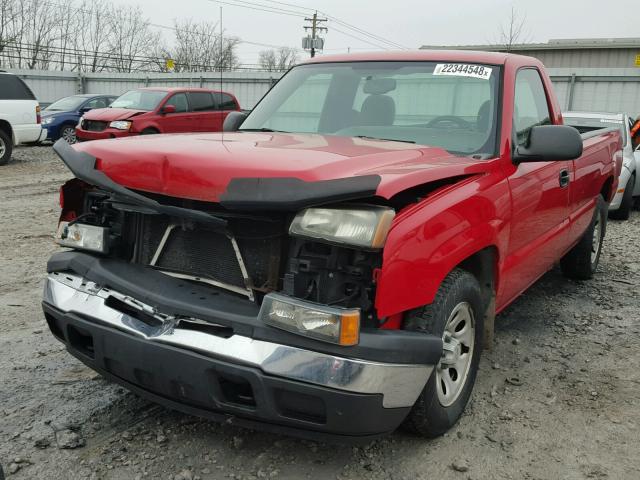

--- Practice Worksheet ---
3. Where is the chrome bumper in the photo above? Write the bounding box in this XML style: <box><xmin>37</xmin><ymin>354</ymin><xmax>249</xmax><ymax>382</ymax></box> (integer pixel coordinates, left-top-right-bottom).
<box><xmin>43</xmin><ymin>273</ymin><xmax>432</xmax><ymax>408</ymax></box>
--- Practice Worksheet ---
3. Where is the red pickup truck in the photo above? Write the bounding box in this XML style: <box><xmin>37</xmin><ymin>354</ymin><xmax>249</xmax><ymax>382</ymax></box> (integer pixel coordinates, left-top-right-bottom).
<box><xmin>44</xmin><ymin>51</ymin><xmax>620</xmax><ymax>441</ymax></box>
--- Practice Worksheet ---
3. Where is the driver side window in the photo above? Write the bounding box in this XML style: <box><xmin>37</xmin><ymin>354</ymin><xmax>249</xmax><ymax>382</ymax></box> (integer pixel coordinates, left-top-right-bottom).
<box><xmin>165</xmin><ymin>93</ymin><xmax>188</xmax><ymax>113</ymax></box>
<box><xmin>85</xmin><ymin>97</ymin><xmax>108</xmax><ymax>109</ymax></box>
<box><xmin>514</xmin><ymin>69</ymin><xmax>551</xmax><ymax>146</ymax></box>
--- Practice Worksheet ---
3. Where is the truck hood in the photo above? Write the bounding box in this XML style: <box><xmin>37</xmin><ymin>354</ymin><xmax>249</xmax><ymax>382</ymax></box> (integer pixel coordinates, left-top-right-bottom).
<box><xmin>71</xmin><ymin>132</ymin><xmax>492</xmax><ymax>205</ymax></box>
<box><xmin>82</xmin><ymin>108</ymin><xmax>147</xmax><ymax>121</ymax></box>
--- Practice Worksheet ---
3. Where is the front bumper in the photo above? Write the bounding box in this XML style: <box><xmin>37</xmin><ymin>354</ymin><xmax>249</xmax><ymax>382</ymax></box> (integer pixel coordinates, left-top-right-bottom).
<box><xmin>42</xmin><ymin>261</ymin><xmax>438</xmax><ymax>439</ymax></box>
<box><xmin>75</xmin><ymin>127</ymin><xmax>132</xmax><ymax>141</ymax></box>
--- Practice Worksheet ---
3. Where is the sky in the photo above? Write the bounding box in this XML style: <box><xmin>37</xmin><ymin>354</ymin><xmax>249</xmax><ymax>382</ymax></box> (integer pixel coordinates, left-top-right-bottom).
<box><xmin>110</xmin><ymin>0</ymin><xmax>638</xmax><ymax>66</ymax></box>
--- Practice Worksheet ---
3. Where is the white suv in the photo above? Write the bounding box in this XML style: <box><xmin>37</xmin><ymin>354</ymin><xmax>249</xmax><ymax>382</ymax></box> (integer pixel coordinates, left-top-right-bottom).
<box><xmin>0</xmin><ymin>71</ymin><xmax>46</xmax><ymax>165</ymax></box>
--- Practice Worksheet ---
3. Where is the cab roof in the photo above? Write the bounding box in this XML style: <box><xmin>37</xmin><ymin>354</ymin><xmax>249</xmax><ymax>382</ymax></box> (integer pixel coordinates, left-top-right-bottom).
<box><xmin>302</xmin><ymin>49</ymin><xmax>515</xmax><ymax>66</ymax></box>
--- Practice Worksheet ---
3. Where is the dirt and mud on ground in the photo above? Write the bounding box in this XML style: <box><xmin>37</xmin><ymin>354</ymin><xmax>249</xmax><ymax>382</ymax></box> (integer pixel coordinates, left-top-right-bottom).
<box><xmin>1</xmin><ymin>145</ymin><xmax>639</xmax><ymax>480</ymax></box>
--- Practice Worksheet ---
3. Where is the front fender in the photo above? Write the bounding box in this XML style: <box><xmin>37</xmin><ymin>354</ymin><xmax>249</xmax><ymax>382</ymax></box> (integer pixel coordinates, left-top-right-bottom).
<box><xmin>375</xmin><ymin>173</ymin><xmax>510</xmax><ymax>318</ymax></box>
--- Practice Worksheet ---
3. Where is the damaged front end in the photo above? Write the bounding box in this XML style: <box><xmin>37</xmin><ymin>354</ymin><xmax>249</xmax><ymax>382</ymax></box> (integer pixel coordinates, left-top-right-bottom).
<box><xmin>44</xmin><ymin>139</ymin><xmax>444</xmax><ymax>439</ymax></box>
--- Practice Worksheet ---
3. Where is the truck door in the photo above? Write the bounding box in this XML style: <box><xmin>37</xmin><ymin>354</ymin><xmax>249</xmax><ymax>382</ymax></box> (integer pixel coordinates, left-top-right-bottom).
<box><xmin>499</xmin><ymin>68</ymin><xmax>574</xmax><ymax>306</ymax></box>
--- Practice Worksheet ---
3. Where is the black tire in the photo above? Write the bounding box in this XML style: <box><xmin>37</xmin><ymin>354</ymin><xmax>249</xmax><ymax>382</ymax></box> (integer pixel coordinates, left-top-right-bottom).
<box><xmin>140</xmin><ymin>128</ymin><xmax>159</xmax><ymax>135</ymax></box>
<box><xmin>0</xmin><ymin>129</ymin><xmax>13</xmax><ymax>166</ymax></box>
<box><xmin>609</xmin><ymin>173</ymin><xmax>634</xmax><ymax>220</ymax></box>
<box><xmin>59</xmin><ymin>124</ymin><xmax>77</xmax><ymax>144</ymax></box>
<box><xmin>560</xmin><ymin>195</ymin><xmax>606</xmax><ymax>280</ymax></box>
<box><xmin>402</xmin><ymin>268</ymin><xmax>484</xmax><ymax>437</ymax></box>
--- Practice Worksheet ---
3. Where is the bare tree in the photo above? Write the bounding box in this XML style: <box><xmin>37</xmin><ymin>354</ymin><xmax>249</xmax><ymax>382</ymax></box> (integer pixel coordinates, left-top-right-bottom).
<box><xmin>0</xmin><ymin>0</ymin><xmax>242</xmax><ymax>72</ymax></box>
<box><xmin>497</xmin><ymin>5</ymin><xmax>531</xmax><ymax>51</ymax></box>
<box><xmin>74</xmin><ymin>0</ymin><xmax>115</xmax><ymax>72</ymax></box>
<box><xmin>259</xmin><ymin>47</ymin><xmax>299</xmax><ymax>72</ymax></box>
<box><xmin>106</xmin><ymin>5</ymin><xmax>161</xmax><ymax>72</ymax></box>
<box><xmin>22</xmin><ymin>0</ymin><xmax>63</xmax><ymax>69</ymax></box>
<box><xmin>163</xmin><ymin>19</ymin><xmax>240</xmax><ymax>72</ymax></box>
<box><xmin>0</xmin><ymin>0</ymin><xmax>19</xmax><ymax>61</ymax></box>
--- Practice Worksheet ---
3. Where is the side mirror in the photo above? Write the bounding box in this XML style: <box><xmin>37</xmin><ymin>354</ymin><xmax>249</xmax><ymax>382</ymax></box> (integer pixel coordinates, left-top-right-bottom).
<box><xmin>79</xmin><ymin>107</ymin><xmax>91</xmax><ymax>114</ymax></box>
<box><xmin>223</xmin><ymin>111</ymin><xmax>248</xmax><ymax>132</ymax></box>
<box><xmin>162</xmin><ymin>104</ymin><xmax>176</xmax><ymax>114</ymax></box>
<box><xmin>513</xmin><ymin>125</ymin><xmax>583</xmax><ymax>163</ymax></box>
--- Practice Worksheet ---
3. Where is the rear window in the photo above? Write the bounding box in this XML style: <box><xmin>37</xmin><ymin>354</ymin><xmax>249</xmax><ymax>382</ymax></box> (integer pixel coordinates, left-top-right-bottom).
<box><xmin>188</xmin><ymin>92</ymin><xmax>216</xmax><ymax>111</ymax></box>
<box><xmin>213</xmin><ymin>93</ymin><xmax>238</xmax><ymax>111</ymax></box>
<box><xmin>0</xmin><ymin>74</ymin><xmax>36</xmax><ymax>100</ymax></box>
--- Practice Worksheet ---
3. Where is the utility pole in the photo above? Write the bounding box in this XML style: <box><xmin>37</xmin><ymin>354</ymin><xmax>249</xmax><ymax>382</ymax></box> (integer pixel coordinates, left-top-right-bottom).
<box><xmin>303</xmin><ymin>12</ymin><xmax>327</xmax><ymax>58</ymax></box>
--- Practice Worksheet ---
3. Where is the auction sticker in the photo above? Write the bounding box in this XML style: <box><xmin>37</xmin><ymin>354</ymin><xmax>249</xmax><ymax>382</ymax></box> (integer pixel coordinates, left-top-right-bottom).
<box><xmin>434</xmin><ymin>63</ymin><xmax>492</xmax><ymax>80</ymax></box>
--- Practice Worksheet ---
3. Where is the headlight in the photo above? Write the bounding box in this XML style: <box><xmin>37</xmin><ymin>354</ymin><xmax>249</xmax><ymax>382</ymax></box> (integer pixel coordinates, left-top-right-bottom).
<box><xmin>77</xmin><ymin>117</ymin><xmax>84</xmax><ymax>127</ymax></box>
<box><xmin>41</xmin><ymin>117</ymin><xmax>54</xmax><ymax>125</ymax></box>
<box><xmin>55</xmin><ymin>221</ymin><xmax>108</xmax><ymax>253</ymax></box>
<box><xmin>260</xmin><ymin>293</ymin><xmax>360</xmax><ymax>346</ymax></box>
<box><xmin>109</xmin><ymin>120</ymin><xmax>132</xmax><ymax>130</ymax></box>
<box><xmin>289</xmin><ymin>206</ymin><xmax>395</xmax><ymax>249</ymax></box>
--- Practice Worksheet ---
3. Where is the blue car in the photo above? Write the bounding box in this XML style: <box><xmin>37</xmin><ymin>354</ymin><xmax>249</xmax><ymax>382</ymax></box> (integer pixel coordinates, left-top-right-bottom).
<box><xmin>41</xmin><ymin>94</ymin><xmax>118</xmax><ymax>143</ymax></box>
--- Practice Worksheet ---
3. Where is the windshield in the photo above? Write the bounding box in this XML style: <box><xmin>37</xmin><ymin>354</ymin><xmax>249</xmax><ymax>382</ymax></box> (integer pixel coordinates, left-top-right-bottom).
<box><xmin>564</xmin><ymin>116</ymin><xmax>626</xmax><ymax>147</ymax></box>
<box><xmin>45</xmin><ymin>96</ymin><xmax>86</xmax><ymax>111</ymax></box>
<box><xmin>110</xmin><ymin>90</ymin><xmax>167</xmax><ymax>111</ymax></box>
<box><xmin>241</xmin><ymin>61</ymin><xmax>501</xmax><ymax>156</ymax></box>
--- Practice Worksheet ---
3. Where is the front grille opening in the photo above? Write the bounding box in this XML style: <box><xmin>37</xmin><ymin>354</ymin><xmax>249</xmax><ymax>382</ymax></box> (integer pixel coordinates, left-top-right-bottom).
<box><xmin>274</xmin><ymin>389</ymin><xmax>326</xmax><ymax>424</ymax></box>
<box><xmin>44</xmin><ymin>312</ymin><xmax>65</xmax><ymax>341</ymax></box>
<box><xmin>177</xmin><ymin>319</ymin><xmax>234</xmax><ymax>338</ymax></box>
<box><xmin>105</xmin><ymin>296</ymin><xmax>163</xmax><ymax>327</ymax></box>
<box><xmin>67</xmin><ymin>325</ymin><xmax>95</xmax><ymax>358</ymax></box>
<box><xmin>218</xmin><ymin>375</ymin><xmax>256</xmax><ymax>408</ymax></box>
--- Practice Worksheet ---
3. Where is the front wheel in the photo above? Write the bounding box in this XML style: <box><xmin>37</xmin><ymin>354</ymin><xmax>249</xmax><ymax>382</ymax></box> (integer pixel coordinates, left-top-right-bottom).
<box><xmin>60</xmin><ymin>125</ymin><xmax>77</xmax><ymax>144</ymax></box>
<box><xmin>560</xmin><ymin>195</ymin><xmax>607</xmax><ymax>280</ymax></box>
<box><xmin>402</xmin><ymin>268</ymin><xmax>484</xmax><ymax>437</ymax></box>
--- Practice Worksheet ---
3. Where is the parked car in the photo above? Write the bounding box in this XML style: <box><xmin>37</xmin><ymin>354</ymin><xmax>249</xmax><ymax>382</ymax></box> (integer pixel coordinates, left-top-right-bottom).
<box><xmin>45</xmin><ymin>51</ymin><xmax>620</xmax><ymax>441</ymax></box>
<box><xmin>42</xmin><ymin>94</ymin><xmax>117</xmax><ymax>143</ymax></box>
<box><xmin>0</xmin><ymin>71</ymin><xmax>45</xmax><ymax>165</ymax></box>
<box><xmin>75</xmin><ymin>88</ymin><xmax>241</xmax><ymax>141</ymax></box>
<box><xmin>564</xmin><ymin>112</ymin><xmax>639</xmax><ymax>219</ymax></box>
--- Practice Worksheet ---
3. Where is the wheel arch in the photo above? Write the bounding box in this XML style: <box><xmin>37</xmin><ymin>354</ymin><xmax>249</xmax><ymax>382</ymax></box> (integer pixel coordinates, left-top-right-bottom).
<box><xmin>0</xmin><ymin>119</ymin><xmax>14</xmax><ymax>144</ymax></box>
<box><xmin>600</xmin><ymin>175</ymin><xmax>614</xmax><ymax>202</ymax></box>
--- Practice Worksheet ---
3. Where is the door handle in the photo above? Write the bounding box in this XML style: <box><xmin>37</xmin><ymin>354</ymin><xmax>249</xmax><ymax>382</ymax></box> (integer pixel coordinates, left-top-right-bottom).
<box><xmin>559</xmin><ymin>169</ymin><xmax>570</xmax><ymax>188</ymax></box>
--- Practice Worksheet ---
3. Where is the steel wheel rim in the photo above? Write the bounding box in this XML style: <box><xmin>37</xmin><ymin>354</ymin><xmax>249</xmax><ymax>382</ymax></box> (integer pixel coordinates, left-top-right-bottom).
<box><xmin>436</xmin><ymin>302</ymin><xmax>475</xmax><ymax>407</ymax></box>
<box><xmin>591</xmin><ymin>214</ymin><xmax>602</xmax><ymax>264</ymax></box>
<box><xmin>0</xmin><ymin>136</ymin><xmax>5</xmax><ymax>157</ymax></box>
<box><xmin>62</xmin><ymin>127</ymin><xmax>76</xmax><ymax>144</ymax></box>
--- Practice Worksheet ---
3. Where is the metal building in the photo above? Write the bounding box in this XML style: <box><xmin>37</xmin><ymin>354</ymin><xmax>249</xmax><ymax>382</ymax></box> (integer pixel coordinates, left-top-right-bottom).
<box><xmin>421</xmin><ymin>38</ymin><xmax>640</xmax><ymax>116</ymax></box>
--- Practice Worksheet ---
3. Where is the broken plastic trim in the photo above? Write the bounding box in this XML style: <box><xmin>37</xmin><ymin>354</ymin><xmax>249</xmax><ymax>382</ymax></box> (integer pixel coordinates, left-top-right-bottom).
<box><xmin>52</xmin><ymin>139</ymin><xmax>227</xmax><ymax>229</ymax></box>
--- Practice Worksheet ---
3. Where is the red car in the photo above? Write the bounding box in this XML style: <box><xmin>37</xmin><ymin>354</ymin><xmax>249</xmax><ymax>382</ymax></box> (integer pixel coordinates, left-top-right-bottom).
<box><xmin>47</xmin><ymin>51</ymin><xmax>620</xmax><ymax>441</ymax></box>
<box><xmin>75</xmin><ymin>87</ymin><xmax>240</xmax><ymax>141</ymax></box>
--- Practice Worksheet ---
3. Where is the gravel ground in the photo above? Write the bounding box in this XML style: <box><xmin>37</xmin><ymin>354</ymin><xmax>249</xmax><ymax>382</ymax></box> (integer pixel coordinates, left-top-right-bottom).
<box><xmin>1</xmin><ymin>145</ymin><xmax>639</xmax><ymax>480</ymax></box>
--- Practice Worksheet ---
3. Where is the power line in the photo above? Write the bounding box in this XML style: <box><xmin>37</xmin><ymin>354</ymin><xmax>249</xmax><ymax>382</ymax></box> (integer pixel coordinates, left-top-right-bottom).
<box><xmin>321</xmin><ymin>13</ymin><xmax>409</xmax><ymax>50</ymax></box>
<box><xmin>205</xmin><ymin>0</ymin><xmax>306</xmax><ymax>18</ymax></box>
<box><xmin>253</xmin><ymin>0</ymin><xmax>408</xmax><ymax>50</ymax></box>
<box><xmin>330</xmin><ymin>26</ymin><xmax>389</xmax><ymax>50</ymax></box>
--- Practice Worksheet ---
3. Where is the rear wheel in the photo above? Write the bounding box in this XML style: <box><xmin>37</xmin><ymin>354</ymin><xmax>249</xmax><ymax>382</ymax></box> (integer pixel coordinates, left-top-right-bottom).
<box><xmin>402</xmin><ymin>269</ymin><xmax>484</xmax><ymax>437</ymax></box>
<box><xmin>0</xmin><ymin>129</ymin><xmax>12</xmax><ymax>166</ymax></box>
<box><xmin>609</xmin><ymin>173</ymin><xmax>634</xmax><ymax>220</ymax></box>
<box><xmin>561</xmin><ymin>195</ymin><xmax>606</xmax><ymax>280</ymax></box>
<box><xmin>60</xmin><ymin>125</ymin><xmax>77</xmax><ymax>144</ymax></box>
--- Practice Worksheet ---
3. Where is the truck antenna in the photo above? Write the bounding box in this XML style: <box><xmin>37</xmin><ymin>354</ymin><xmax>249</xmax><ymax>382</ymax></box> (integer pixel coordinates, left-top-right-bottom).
<box><xmin>220</xmin><ymin>5</ymin><xmax>224</xmax><ymax>144</ymax></box>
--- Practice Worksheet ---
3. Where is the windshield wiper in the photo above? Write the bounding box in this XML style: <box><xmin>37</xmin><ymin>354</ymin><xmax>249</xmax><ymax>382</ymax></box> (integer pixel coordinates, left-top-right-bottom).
<box><xmin>239</xmin><ymin>128</ymin><xmax>290</xmax><ymax>133</ymax></box>
<box><xmin>354</xmin><ymin>135</ymin><xmax>415</xmax><ymax>144</ymax></box>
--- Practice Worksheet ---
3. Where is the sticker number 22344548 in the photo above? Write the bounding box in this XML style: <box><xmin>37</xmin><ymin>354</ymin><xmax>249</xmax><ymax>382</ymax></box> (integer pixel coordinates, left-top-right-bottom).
<box><xmin>433</xmin><ymin>64</ymin><xmax>492</xmax><ymax>80</ymax></box>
